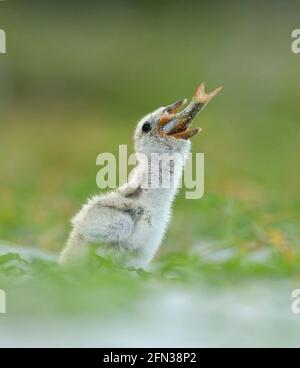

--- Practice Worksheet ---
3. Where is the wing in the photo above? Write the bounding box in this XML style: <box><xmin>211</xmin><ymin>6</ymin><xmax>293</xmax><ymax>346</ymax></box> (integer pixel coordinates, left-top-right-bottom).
<box><xmin>72</xmin><ymin>201</ymin><xmax>135</xmax><ymax>244</ymax></box>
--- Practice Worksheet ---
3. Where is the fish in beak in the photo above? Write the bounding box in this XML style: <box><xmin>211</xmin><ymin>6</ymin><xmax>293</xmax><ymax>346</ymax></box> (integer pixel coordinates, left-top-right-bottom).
<box><xmin>157</xmin><ymin>82</ymin><xmax>223</xmax><ymax>140</ymax></box>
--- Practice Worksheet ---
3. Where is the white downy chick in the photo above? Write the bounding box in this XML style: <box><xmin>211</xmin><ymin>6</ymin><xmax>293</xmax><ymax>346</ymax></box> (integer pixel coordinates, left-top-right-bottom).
<box><xmin>59</xmin><ymin>82</ymin><xmax>222</xmax><ymax>269</ymax></box>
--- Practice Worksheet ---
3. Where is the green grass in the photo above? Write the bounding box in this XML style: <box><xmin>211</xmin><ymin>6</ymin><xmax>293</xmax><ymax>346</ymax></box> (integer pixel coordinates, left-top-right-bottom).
<box><xmin>1</xmin><ymin>232</ymin><xmax>300</xmax><ymax>317</ymax></box>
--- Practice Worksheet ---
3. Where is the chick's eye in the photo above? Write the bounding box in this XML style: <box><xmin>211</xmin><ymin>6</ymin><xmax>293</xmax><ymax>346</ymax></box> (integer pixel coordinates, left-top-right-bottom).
<box><xmin>142</xmin><ymin>121</ymin><xmax>152</xmax><ymax>133</ymax></box>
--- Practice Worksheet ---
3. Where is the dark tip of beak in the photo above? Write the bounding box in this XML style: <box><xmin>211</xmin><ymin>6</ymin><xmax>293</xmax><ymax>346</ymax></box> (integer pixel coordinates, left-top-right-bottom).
<box><xmin>165</xmin><ymin>98</ymin><xmax>187</xmax><ymax>114</ymax></box>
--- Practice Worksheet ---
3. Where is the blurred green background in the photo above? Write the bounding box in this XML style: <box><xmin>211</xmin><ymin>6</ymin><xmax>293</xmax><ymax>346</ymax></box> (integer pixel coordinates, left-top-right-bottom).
<box><xmin>1</xmin><ymin>0</ymin><xmax>300</xmax><ymax>347</ymax></box>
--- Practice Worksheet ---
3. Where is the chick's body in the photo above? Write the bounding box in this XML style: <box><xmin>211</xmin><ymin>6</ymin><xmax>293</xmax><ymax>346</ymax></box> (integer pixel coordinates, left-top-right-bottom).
<box><xmin>59</xmin><ymin>83</ymin><xmax>221</xmax><ymax>268</ymax></box>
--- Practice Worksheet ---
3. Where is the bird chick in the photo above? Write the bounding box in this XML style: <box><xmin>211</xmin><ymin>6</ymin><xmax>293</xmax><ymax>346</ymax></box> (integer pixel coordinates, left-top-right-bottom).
<box><xmin>59</xmin><ymin>82</ymin><xmax>222</xmax><ymax>269</ymax></box>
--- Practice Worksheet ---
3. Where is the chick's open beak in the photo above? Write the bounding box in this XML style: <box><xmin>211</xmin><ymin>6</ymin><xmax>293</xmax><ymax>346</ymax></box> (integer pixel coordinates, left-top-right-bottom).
<box><xmin>157</xmin><ymin>82</ymin><xmax>223</xmax><ymax>140</ymax></box>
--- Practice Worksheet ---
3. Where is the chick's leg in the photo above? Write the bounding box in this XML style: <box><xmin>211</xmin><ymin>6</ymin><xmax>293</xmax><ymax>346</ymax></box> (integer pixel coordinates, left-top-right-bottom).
<box><xmin>58</xmin><ymin>228</ymin><xmax>89</xmax><ymax>266</ymax></box>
